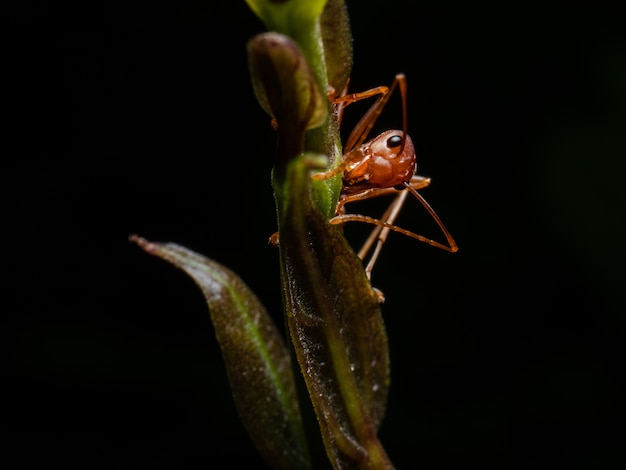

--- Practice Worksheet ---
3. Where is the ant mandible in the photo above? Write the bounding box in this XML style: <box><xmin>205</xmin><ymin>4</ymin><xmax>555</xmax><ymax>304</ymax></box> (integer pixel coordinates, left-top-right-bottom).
<box><xmin>312</xmin><ymin>73</ymin><xmax>458</xmax><ymax>297</ymax></box>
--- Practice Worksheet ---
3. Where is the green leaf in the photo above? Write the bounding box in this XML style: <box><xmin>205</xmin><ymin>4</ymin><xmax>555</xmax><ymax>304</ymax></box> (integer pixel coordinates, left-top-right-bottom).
<box><xmin>319</xmin><ymin>0</ymin><xmax>352</xmax><ymax>95</ymax></box>
<box><xmin>245</xmin><ymin>0</ymin><xmax>329</xmax><ymax>97</ymax></box>
<box><xmin>245</xmin><ymin>0</ymin><xmax>353</xmax><ymax>135</ymax></box>
<box><xmin>245</xmin><ymin>0</ymin><xmax>353</xmax><ymax>95</ymax></box>
<box><xmin>247</xmin><ymin>32</ymin><xmax>326</xmax><ymax>134</ymax></box>
<box><xmin>275</xmin><ymin>156</ymin><xmax>394</xmax><ymax>469</ymax></box>
<box><xmin>129</xmin><ymin>235</ymin><xmax>312</xmax><ymax>470</ymax></box>
<box><xmin>245</xmin><ymin>0</ymin><xmax>328</xmax><ymax>44</ymax></box>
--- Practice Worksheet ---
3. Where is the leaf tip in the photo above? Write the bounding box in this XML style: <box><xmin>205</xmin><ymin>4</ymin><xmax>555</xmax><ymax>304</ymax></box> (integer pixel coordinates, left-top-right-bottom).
<box><xmin>129</xmin><ymin>234</ymin><xmax>158</xmax><ymax>255</ymax></box>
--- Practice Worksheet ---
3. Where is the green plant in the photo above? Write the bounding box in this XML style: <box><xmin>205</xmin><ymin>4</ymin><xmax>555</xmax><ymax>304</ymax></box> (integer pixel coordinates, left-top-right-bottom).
<box><xmin>131</xmin><ymin>1</ymin><xmax>396</xmax><ymax>468</ymax></box>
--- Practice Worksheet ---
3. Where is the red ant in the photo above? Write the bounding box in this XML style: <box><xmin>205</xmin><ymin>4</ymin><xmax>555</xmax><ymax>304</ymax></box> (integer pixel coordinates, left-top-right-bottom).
<box><xmin>312</xmin><ymin>73</ymin><xmax>458</xmax><ymax>299</ymax></box>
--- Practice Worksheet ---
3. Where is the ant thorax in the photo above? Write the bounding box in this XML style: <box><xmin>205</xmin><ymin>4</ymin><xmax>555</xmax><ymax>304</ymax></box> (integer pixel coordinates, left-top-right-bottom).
<box><xmin>342</xmin><ymin>130</ymin><xmax>416</xmax><ymax>194</ymax></box>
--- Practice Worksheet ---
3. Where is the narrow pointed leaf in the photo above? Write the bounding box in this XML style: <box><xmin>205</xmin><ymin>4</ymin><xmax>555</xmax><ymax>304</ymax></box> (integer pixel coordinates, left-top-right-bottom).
<box><xmin>130</xmin><ymin>235</ymin><xmax>312</xmax><ymax>470</ymax></box>
<box><xmin>275</xmin><ymin>156</ymin><xmax>394</xmax><ymax>469</ymax></box>
<box><xmin>319</xmin><ymin>0</ymin><xmax>352</xmax><ymax>95</ymax></box>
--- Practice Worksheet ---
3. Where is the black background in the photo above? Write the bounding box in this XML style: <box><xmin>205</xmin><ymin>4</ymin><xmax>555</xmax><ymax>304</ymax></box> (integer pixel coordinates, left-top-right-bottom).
<box><xmin>7</xmin><ymin>1</ymin><xmax>626</xmax><ymax>468</ymax></box>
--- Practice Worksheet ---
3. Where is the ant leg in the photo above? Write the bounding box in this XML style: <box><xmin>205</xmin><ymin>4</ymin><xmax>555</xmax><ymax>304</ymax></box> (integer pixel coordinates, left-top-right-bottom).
<box><xmin>404</xmin><ymin>177</ymin><xmax>458</xmax><ymax>253</ymax></box>
<box><xmin>330</xmin><ymin>209</ymin><xmax>456</xmax><ymax>252</ymax></box>
<box><xmin>268</xmin><ymin>231</ymin><xmax>280</xmax><ymax>247</ymax></box>
<box><xmin>333</xmin><ymin>86</ymin><xmax>389</xmax><ymax>106</ymax></box>
<box><xmin>329</xmin><ymin>178</ymin><xmax>458</xmax><ymax>254</ymax></box>
<box><xmin>330</xmin><ymin>176</ymin><xmax>436</xmax><ymax>277</ymax></box>
<box><xmin>342</xmin><ymin>74</ymin><xmax>406</xmax><ymax>153</ymax></box>
<box><xmin>333</xmin><ymin>175</ymin><xmax>431</xmax><ymax>214</ymax></box>
<box><xmin>358</xmin><ymin>190</ymin><xmax>409</xmax><ymax>280</ymax></box>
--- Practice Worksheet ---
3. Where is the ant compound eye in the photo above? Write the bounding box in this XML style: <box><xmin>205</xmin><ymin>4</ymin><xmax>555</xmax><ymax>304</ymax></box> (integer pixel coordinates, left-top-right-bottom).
<box><xmin>386</xmin><ymin>134</ymin><xmax>403</xmax><ymax>148</ymax></box>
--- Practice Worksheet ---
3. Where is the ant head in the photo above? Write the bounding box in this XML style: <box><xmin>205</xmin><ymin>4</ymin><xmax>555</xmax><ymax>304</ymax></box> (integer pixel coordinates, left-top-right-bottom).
<box><xmin>370</xmin><ymin>130</ymin><xmax>414</xmax><ymax>162</ymax></box>
<box><xmin>359</xmin><ymin>130</ymin><xmax>416</xmax><ymax>187</ymax></box>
